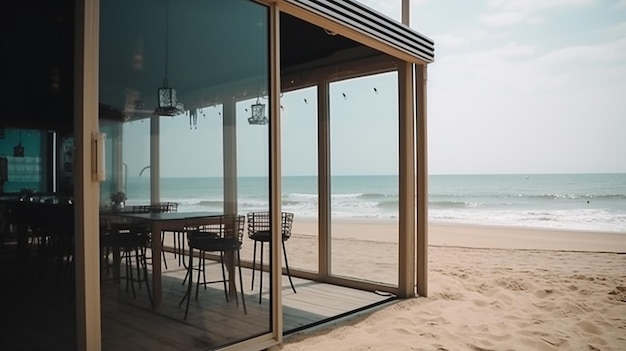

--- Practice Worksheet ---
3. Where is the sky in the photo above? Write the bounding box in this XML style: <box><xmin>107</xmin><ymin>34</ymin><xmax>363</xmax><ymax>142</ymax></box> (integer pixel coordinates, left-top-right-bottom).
<box><xmin>122</xmin><ymin>0</ymin><xmax>626</xmax><ymax>177</ymax></box>
<box><xmin>359</xmin><ymin>0</ymin><xmax>626</xmax><ymax>175</ymax></box>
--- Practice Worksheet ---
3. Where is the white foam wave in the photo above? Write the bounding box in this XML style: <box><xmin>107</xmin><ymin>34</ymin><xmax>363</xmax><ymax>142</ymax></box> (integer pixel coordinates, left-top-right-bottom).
<box><xmin>429</xmin><ymin>208</ymin><xmax>626</xmax><ymax>233</ymax></box>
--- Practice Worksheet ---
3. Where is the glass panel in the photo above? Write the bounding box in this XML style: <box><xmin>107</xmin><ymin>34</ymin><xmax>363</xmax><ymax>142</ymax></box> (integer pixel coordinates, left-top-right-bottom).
<box><xmin>236</xmin><ymin>96</ymin><xmax>273</xmax><ymax>304</ymax></box>
<box><xmin>99</xmin><ymin>0</ymin><xmax>271</xmax><ymax>349</ymax></box>
<box><xmin>329</xmin><ymin>72</ymin><xmax>400</xmax><ymax>286</ymax></box>
<box><xmin>280</xmin><ymin>87</ymin><xmax>319</xmax><ymax>273</ymax></box>
<box><xmin>1</xmin><ymin>0</ymin><xmax>77</xmax><ymax>348</ymax></box>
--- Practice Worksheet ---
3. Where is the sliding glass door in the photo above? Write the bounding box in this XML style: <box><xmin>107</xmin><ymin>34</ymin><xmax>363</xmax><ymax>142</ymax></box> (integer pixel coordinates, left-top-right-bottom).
<box><xmin>99</xmin><ymin>0</ymin><xmax>272</xmax><ymax>349</ymax></box>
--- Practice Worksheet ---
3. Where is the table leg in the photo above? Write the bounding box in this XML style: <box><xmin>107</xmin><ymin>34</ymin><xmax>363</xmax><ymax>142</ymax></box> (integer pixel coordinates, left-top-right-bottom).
<box><xmin>112</xmin><ymin>248</ymin><xmax>121</xmax><ymax>283</ymax></box>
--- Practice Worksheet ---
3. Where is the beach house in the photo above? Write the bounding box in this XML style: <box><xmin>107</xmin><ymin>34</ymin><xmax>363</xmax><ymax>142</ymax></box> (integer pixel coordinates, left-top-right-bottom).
<box><xmin>1</xmin><ymin>0</ymin><xmax>434</xmax><ymax>349</ymax></box>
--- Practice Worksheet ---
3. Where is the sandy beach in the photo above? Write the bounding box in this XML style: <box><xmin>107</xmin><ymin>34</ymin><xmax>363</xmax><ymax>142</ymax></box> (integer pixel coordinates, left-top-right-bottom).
<box><xmin>269</xmin><ymin>220</ymin><xmax>626</xmax><ymax>351</ymax></box>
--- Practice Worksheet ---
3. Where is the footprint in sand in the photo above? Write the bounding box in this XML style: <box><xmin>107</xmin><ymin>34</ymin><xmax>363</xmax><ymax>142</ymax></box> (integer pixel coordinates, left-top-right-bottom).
<box><xmin>437</xmin><ymin>291</ymin><xmax>465</xmax><ymax>300</ymax></box>
<box><xmin>472</xmin><ymin>299</ymin><xmax>489</xmax><ymax>307</ymax></box>
<box><xmin>533</xmin><ymin>288</ymin><xmax>554</xmax><ymax>298</ymax></box>
<box><xmin>576</xmin><ymin>320</ymin><xmax>601</xmax><ymax>334</ymax></box>
<box><xmin>495</xmin><ymin>277</ymin><xmax>529</xmax><ymax>291</ymax></box>
<box><xmin>608</xmin><ymin>286</ymin><xmax>626</xmax><ymax>302</ymax></box>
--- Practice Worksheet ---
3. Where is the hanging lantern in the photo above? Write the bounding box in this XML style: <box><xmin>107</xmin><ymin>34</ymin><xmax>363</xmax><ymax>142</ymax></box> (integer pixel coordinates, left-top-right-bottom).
<box><xmin>154</xmin><ymin>1</ymin><xmax>184</xmax><ymax>117</ymax></box>
<box><xmin>156</xmin><ymin>83</ymin><xmax>184</xmax><ymax>116</ymax></box>
<box><xmin>247</xmin><ymin>100</ymin><xmax>268</xmax><ymax>125</ymax></box>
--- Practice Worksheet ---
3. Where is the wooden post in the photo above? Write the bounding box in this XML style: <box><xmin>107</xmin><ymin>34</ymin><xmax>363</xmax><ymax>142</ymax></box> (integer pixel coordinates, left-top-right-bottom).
<box><xmin>398</xmin><ymin>61</ymin><xmax>416</xmax><ymax>297</ymax></box>
<box><xmin>415</xmin><ymin>64</ymin><xmax>429</xmax><ymax>297</ymax></box>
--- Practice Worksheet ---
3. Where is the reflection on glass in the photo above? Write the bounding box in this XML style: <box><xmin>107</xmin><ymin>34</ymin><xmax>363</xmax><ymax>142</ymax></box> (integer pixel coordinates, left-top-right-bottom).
<box><xmin>2</xmin><ymin>0</ymin><xmax>77</xmax><ymax>346</ymax></box>
<box><xmin>99</xmin><ymin>0</ymin><xmax>271</xmax><ymax>349</ymax></box>
<box><xmin>0</xmin><ymin>128</ymin><xmax>77</xmax><ymax>350</ymax></box>
<box><xmin>0</xmin><ymin>129</ymin><xmax>45</xmax><ymax>194</ymax></box>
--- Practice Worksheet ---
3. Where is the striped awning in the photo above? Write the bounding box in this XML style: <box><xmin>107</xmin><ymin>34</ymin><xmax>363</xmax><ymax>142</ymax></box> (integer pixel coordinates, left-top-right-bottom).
<box><xmin>285</xmin><ymin>0</ymin><xmax>435</xmax><ymax>63</ymax></box>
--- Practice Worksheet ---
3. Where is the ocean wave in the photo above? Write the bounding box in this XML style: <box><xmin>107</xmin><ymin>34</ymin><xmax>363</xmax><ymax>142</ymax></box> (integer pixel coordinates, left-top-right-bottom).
<box><xmin>331</xmin><ymin>193</ymin><xmax>365</xmax><ymax>199</ymax></box>
<box><xmin>329</xmin><ymin>211</ymin><xmax>398</xmax><ymax>219</ymax></box>
<box><xmin>377</xmin><ymin>200</ymin><xmax>399</xmax><ymax>210</ymax></box>
<box><xmin>429</xmin><ymin>208</ymin><xmax>626</xmax><ymax>233</ymax></box>
<box><xmin>429</xmin><ymin>193</ymin><xmax>626</xmax><ymax>201</ymax></box>
<box><xmin>523</xmin><ymin>193</ymin><xmax>626</xmax><ymax>201</ymax></box>
<box><xmin>428</xmin><ymin>200</ymin><xmax>478</xmax><ymax>209</ymax></box>
<box><xmin>282</xmin><ymin>199</ymin><xmax>311</xmax><ymax>206</ymax></box>
<box><xmin>359</xmin><ymin>192</ymin><xmax>398</xmax><ymax>200</ymax></box>
<box><xmin>197</xmin><ymin>200</ymin><xmax>223</xmax><ymax>206</ymax></box>
<box><xmin>285</xmin><ymin>193</ymin><xmax>318</xmax><ymax>199</ymax></box>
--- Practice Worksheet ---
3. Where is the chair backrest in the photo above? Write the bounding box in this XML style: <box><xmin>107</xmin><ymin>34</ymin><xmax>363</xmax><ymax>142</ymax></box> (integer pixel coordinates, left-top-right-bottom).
<box><xmin>151</xmin><ymin>202</ymin><xmax>179</xmax><ymax>213</ymax></box>
<box><xmin>226</xmin><ymin>215</ymin><xmax>246</xmax><ymax>243</ymax></box>
<box><xmin>166</xmin><ymin>202</ymin><xmax>179</xmax><ymax>212</ymax></box>
<box><xmin>130</xmin><ymin>205</ymin><xmax>151</xmax><ymax>213</ymax></box>
<box><xmin>246</xmin><ymin>212</ymin><xmax>269</xmax><ymax>237</ymax></box>
<box><xmin>281</xmin><ymin>212</ymin><xmax>294</xmax><ymax>240</ymax></box>
<box><xmin>129</xmin><ymin>203</ymin><xmax>178</xmax><ymax>214</ymax></box>
<box><xmin>102</xmin><ymin>220</ymin><xmax>151</xmax><ymax>248</ymax></box>
<box><xmin>186</xmin><ymin>214</ymin><xmax>245</xmax><ymax>243</ymax></box>
<box><xmin>246</xmin><ymin>211</ymin><xmax>294</xmax><ymax>240</ymax></box>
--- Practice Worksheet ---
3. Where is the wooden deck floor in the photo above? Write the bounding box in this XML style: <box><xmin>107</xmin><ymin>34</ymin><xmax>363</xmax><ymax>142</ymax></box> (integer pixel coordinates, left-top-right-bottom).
<box><xmin>102</xmin><ymin>253</ymin><xmax>394</xmax><ymax>350</ymax></box>
<box><xmin>0</xmin><ymin>246</ymin><xmax>394</xmax><ymax>350</ymax></box>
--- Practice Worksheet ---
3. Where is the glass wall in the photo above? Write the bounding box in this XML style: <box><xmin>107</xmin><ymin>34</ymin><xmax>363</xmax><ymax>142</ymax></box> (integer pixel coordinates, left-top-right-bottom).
<box><xmin>99</xmin><ymin>0</ymin><xmax>271</xmax><ymax>349</ymax></box>
<box><xmin>329</xmin><ymin>72</ymin><xmax>400</xmax><ymax>286</ymax></box>
<box><xmin>280</xmin><ymin>87</ymin><xmax>319</xmax><ymax>274</ymax></box>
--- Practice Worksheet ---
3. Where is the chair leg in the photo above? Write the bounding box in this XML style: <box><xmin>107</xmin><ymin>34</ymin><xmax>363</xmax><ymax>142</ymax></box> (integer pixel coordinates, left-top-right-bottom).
<box><xmin>124</xmin><ymin>251</ymin><xmax>130</xmax><ymax>292</ymax></box>
<box><xmin>202</xmin><ymin>254</ymin><xmax>207</xmax><ymax>290</ymax></box>
<box><xmin>250</xmin><ymin>240</ymin><xmax>257</xmax><ymax>290</ymax></box>
<box><xmin>182</xmin><ymin>265</ymin><xmax>190</xmax><ymax>285</ymax></box>
<box><xmin>283</xmin><ymin>240</ymin><xmax>297</xmax><ymax>294</ymax></box>
<box><xmin>180</xmin><ymin>248</ymin><xmax>193</xmax><ymax>320</ymax></box>
<box><xmin>172</xmin><ymin>232</ymin><xmax>178</xmax><ymax>260</ymax></box>
<box><xmin>195</xmin><ymin>252</ymin><xmax>203</xmax><ymax>301</ymax></box>
<box><xmin>179</xmin><ymin>232</ymin><xmax>188</xmax><ymax>268</ymax></box>
<box><xmin>135</xmin><ymin>248</ymin><xmax>143</xmax><ymax>290</ymax></box>
<box><xmin>258</xmin><ymin>241</ymin><xmax>264</xmax><ymax>304</ymax></box>
<box><xmin>219</xmin><ymin>252</ymin><xmax>229</xmax><ymax>302</ymax></box>
<box><xmin>126</xmin><ymin>251</ymin><xmax>137</xmax><ymax>298</ymax></box>
<box><xmin>160</xmin><ymin>233</ymin><xmax>168</xmax><ymax>270</ymax></box>
<box><xmin>237</xmin><ymin>250</ymin><xmax>247</xmax><ymax>314</ymax></box>
<box><xmin>140</xmin><ymin>248</ymin><xmax>153</xmax><ymax>306</ymax></box>
<box><xmin>181</xmin><ymin>243</ymin><xmax>191</xmax><ymax>285</ymax></box>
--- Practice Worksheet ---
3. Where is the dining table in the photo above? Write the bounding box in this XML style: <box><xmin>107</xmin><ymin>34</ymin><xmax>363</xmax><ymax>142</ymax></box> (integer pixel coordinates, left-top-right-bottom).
<box><xmin>102</xmin><ymin>210</ymin><xmax>222</xmax><ymax>308</ymax></box>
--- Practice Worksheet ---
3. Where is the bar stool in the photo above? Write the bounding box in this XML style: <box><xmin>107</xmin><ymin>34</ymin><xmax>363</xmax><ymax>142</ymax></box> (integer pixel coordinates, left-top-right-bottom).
<box><xmin>100</xmin><ymin>221</ymin><xmax>153</xmax><ymax>305</ymax></box>
<box><xmin>247</xmin><ymin>211</ymin><xmax>296</xmax><ymax>304</ymax></box>
<box><xmin>179</xmin><ymin>214</ymin><xmax>247</xmax><ymax>319</ymax></box>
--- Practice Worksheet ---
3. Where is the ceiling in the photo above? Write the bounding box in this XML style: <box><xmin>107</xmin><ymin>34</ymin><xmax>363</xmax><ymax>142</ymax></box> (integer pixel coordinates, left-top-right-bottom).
<box><xmin>3</xmin><ymin>0</ymin><xmax>392</xmax><ymax>132</ymax></box>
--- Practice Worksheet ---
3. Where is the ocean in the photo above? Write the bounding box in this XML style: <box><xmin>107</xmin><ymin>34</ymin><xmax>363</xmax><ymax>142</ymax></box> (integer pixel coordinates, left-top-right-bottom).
<box><xmin>122</xmin><ymin>173</ymin><xmax>626</xmax><ymax>233</ymax></box>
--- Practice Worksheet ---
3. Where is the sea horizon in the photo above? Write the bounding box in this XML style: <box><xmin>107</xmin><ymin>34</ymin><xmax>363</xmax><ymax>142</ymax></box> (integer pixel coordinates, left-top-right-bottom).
<box><xmin>120</xmin><ymin>173</ymin><xmax>626</xmax><ymax>234</ymax></box>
